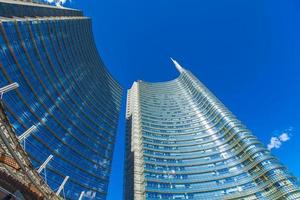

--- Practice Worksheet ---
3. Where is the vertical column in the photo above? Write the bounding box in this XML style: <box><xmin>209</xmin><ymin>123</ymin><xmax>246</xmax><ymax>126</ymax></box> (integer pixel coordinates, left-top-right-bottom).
<box><xmin>127</xmin><ymin>82</ymin><xmax>146</xmax><ymax>200</ymax></box>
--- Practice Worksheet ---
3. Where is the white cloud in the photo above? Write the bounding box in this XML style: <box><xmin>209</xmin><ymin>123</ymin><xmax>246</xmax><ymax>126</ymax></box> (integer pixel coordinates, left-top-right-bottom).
<box><xmin>279</xmin><ymin>133</ymin><xmax>290</xmax><ymax>142</ymax></box>
<box><xmin>45</xmin><ymin>0</ymin><xmax>70</xmax><ymax>7</ymax></box>
<box><xmin>84</xmin><ymin>191</ymin><xmax>96</xmax><ymax>199</ymax></box>
<box><xmin>267</xmin><ymin>131</ymin><xmax>291</xmax><ymax>151</ymax></box>
<box><xmin>267</xmin><ymin>137</ymin><xmax>282</xmax><ymax>150</ymax></box>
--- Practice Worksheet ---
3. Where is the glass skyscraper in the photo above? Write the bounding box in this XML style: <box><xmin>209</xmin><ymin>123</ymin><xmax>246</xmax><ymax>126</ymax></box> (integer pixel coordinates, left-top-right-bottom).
<box><xmin>124</xmin><ymin>59</ymin><xmax>300</xmax><ymax>200</ymax></box>
<box><xmin>0</xmin><ymin>1</ymin><xmax>122</xmax><ymax>199</ymax></box>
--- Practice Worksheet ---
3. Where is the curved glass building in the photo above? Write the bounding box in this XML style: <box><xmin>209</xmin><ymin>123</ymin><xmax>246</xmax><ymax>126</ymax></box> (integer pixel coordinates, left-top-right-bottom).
<box><xmin>0</xmin><ymin>1</ymin><xmax>122</xmax><ymax>199</ymax></box>
<box><xmin>124</xmin><ymin>59</ymin><xmax>300</xmax><ymax>200</ymax></box>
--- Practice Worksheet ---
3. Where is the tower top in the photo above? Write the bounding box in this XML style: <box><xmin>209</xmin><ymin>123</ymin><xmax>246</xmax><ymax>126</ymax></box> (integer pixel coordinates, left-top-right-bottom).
<box><xmin>170</xmin><ymin>57</ymin><xmax>185</xmax><ymax>73</ymax></box>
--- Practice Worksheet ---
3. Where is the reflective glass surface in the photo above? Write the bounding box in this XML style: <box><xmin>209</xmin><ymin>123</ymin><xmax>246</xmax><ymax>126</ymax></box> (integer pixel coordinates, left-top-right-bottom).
<box><xmin>125</xmin><ymin>69</ymin><xmax>300</xmax><ymax>199</ymax></box>
<box><xmin>0</xmin><ymin>17</ymin><xmax>122</xmax><ymax>200</ymax></box>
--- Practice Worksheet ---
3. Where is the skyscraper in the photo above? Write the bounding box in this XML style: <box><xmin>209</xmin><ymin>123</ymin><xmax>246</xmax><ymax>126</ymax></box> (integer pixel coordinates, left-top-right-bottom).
<box><xmin>124</xmin><ymin>59</ymin><xmax>300</xmax><ymax>200</ymax></box>
<box><xmin>0</xmin><ymin>1</ymin><xmax>122</xmax><ymax>199</ymax></box>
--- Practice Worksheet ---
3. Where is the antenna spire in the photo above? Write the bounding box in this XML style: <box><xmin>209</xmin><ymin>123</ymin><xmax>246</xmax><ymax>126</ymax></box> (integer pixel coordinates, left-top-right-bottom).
<box><xmin>170</xmin><ymin>57</ymin><xmax>184</xmax><ymax>73</ymax></box>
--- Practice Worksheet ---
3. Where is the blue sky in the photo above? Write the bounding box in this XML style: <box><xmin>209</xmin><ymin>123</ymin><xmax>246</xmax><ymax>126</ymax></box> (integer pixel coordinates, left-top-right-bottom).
<box><xmin>62</xmin><ymin>0</ymin><xmax>300</xmax><ymax>199</ymax></box>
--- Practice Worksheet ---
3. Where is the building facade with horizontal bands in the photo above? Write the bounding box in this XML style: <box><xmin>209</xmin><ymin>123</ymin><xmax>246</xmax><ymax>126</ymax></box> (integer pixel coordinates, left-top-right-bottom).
<box><xmin>0</xmin><ymin>1</ymin><xmax>122</xmax><ymax>199</ymax></box>
<box><xmin>124</xmin><ymin>59</ymin><xmax>300</xmax><ymax>200</ymax></box>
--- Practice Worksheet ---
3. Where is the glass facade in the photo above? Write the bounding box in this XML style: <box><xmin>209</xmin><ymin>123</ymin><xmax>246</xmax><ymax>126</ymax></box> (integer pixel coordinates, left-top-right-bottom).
<box><xmin>0</xmin><ymin>1</ymin><xmax>82</xmax><ymax>17</ymax></box>
<box><xmin>0</xmin><ymin>4</ymin><xmax>122</xmax><ymax>200</ymax></box>
<box><xmin>124</xmin><ymin>60</ymin><xmax>300</xmax><ymax>200</ymax></box>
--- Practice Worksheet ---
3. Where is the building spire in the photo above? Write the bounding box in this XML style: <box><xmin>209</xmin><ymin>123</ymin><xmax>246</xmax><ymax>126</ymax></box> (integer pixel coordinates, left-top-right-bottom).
<box><xmin>170</xmin><ymin>57</ymin><xmax>184</xmax><ymax>73</ymax></box>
